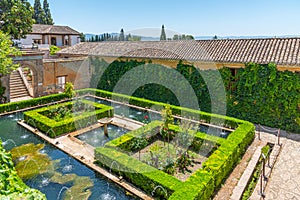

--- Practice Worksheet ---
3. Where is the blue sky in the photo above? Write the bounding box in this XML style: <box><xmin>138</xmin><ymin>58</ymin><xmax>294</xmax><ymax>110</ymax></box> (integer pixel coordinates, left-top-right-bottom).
<box><xmin>28</xmin><ymin>0</ymin><xmax>300</xmax><ymax>37</ymax></box>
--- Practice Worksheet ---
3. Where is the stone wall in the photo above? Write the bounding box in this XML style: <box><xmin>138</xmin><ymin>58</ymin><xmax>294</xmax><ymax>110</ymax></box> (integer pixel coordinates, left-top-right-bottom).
<box><xmin>43</xmin><ymin>57</ymin><xmax>90</xmax><ymax>94</ymax></box>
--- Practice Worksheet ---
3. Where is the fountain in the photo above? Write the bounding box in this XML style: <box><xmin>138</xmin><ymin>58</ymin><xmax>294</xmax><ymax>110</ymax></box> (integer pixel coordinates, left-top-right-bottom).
<box><xmin>151</xmin><ymin>185</ymin><xmax>168</xmax><ymax>198</ymax></box>
<box><xmin>46</xmin><ymin>128</ymin><xmax>56</xmax><ymax>138</ymax></box>
<box><xmin>26</xmin><ymin>119</ymin><xmax>37</xmax><ymax>128</ymax></box>
<box><xmin>22</xmin><ymin>159</ymin><xmax>50</xmax><ymax>188</ymax></box>
<box><xmin>110</xmin><ymin>161</ymin><xmax>121</xmax><ymax>177</ymax></box>
<box><xmin>86</xmin><ymin>121</ymin><xmax>92</xmax><ymax>128</ymax></box>
<box><xmin>62</xmin><ymin>157</ymin><xmax>73</xmax><ymax>173</ymax></box>
<box><xmin>56</xmin><ymin>186</ymin><xmax>72</xmax><ymax>200</ymax></box>
<box><xmin>2</xmin><ymin>139</ymin><xmax>17</xmax><ymax>147</ymax></box>
<box><xmin>20</xmin><ymin>134</ymin><xmax>30</xmax><ymax>139</ymax></box>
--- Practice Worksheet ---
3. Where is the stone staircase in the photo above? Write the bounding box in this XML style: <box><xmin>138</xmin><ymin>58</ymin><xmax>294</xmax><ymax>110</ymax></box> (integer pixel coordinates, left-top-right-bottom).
<box><xmin>10</xmin><ymin>70</ymin><xmax>31</xmax><ymax>101</ymax></box>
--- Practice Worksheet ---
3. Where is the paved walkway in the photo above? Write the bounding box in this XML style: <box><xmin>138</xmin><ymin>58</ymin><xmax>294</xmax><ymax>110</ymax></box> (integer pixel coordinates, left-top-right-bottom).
<box><xmin>252</xmin><ymin>130</ymin><xmax>300</xmax><ymax>200</ymax></box>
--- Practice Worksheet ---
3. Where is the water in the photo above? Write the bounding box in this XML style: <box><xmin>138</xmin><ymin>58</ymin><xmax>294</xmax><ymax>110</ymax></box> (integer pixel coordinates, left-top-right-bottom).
<box><xmin>0</xmin><ymin>113</ymin><xmax>138</xmax><ymax>200</ymax></box>
<box><xmin>84</xmin><ymin>96</ymin><xmax>232</xmax><ymax>137</ymax></box>
<box><xmin>76</xmin><ymin>125</ymin><xmax>129</xmax><ymax>147</ymax></box>
<box><xmin>83</xmin><ymin>96</ymin><xmax>161</xmax><ymax>123</ymax></box>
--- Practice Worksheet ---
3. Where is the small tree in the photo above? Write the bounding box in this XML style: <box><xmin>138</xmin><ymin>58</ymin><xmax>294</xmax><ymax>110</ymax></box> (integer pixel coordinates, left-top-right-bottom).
<box><xmin>160</xmin><ymin>104</ymin><xmax>174</xmax><ymax>146</ymax></box>
<box><xmin>64</xmin><ymin>82</ymin><xmax>76</xmax><ymax>98</ymax></box>
<box><xmin>79</xmin><ymin>33</ymin><xmax>85</xmax><ymax>42</ymax></box>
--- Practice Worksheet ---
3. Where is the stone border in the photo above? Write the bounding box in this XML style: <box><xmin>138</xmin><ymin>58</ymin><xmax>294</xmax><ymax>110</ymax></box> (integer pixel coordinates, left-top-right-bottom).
<box><xmin>230</xmin><ymin>145</ymin><xmax>265</xmax><ymax>200</ymax></box>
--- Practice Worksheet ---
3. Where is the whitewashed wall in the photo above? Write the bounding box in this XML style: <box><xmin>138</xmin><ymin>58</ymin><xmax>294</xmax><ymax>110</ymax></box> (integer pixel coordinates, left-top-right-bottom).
<box><xmin>20</xmin><ymin>34</ymin><xmax>42</xmax><ymax>45</ymax></box>
<box><xmin>71</xmin><ymin>35</ymin><xmax>80</xmax><ymax>45</ymax></box>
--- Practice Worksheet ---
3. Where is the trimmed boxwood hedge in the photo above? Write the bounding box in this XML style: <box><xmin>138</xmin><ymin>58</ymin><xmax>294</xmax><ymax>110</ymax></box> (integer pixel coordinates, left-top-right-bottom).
<box><xmin>76</xmin><ymin>88</ymin><xmax>244</xmax><ymax>129</ymax></box>
<box><xmin>96</xmin><ymin>120</ymin><xmax>226</xmax><ymax>199</ymax></box>
<box><xmin>0</xmin><ymin>93</ymin><xmax>69</xmax><ymax>114</ymax></box>
<box><xmin>95</xmin><ymin>147</ymin><xmax>182</xmax><ymax>199</ymax></box>
<box><xmin>88</xmin><ymin>88</ymin><xmax>255</xmax><ymax>199</ymax></box>
<box><xmin>23</xmin><ymin>100</ymin><xmax>114</xmax><ymax>138</ymax></box>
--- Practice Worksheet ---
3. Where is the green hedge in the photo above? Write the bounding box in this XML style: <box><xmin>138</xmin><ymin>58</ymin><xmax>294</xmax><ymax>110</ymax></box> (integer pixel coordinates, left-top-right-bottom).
<box><xmin>86</xmin><ymin>88</ymin><xmax>255</xmax><ymax>199</ymax></box>
<box><xmin>95</xmin><ymin>147</ymin><xmax>182</xmax><ymax>199</ymax></box>
<box><xmin>0</xmin><ymin>140</ymin><xmax>46</xmax><ymax>199</ymax></box>
<box><xmin>0</xmin><ymin>93</ymin><xmax>68</xmax><ymax>114</ymax></box>
<box><xmin>77</xmin><ymin>88</ymin><xmax>244</xmax><ymax>129</ymax></box>
<box><xmin>23</xmin><ymin>100</ymin><xmax>114</xmax><ymax>137</ymax></box>
<box><xmin>169</xmin><ymin>122</ymin><xmax>254</xmax><ymax>200</ymax></box>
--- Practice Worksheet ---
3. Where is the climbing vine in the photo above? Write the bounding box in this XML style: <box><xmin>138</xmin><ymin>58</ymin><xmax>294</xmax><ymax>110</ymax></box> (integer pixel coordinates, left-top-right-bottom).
<box><xmin>92</xmin><ymin>59</ymin><xmax>300</xmax><ymax>133</ymax></box>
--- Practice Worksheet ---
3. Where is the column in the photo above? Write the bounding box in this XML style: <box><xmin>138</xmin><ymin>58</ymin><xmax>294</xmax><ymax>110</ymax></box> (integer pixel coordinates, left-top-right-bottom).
<box><xmin>68</xmin><ymin>35</ymin><xmax>71</xmax><ymax>46</ymax></box>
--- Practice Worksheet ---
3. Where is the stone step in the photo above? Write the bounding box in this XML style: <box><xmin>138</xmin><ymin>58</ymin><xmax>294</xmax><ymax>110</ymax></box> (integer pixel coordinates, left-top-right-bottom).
<box><xmin>10</xmin><ymin>94</ymin><xmax>30</xmax><ymax>99</ymax></box>
<box><xmin>10</xmin><ymin>80</ymin><xmax>24</xmax><ymax>83</ymax></box>
<box><xmin>10</xmin><ymin>89</ymin><xmax>27</xmax><ymax>93</ymax></box>
<box><xmin>10</xmin><ymin>92</ymin><xmax>29</xmax><ymax>97</ymax></box>
<box><xmin>10</xmin><ymin>83</ymin><xmax>26</xmax><ymax>87</ymax></box>
<box><xmin>10</xmin><ymin>85</ymin><xmax>27</xmax><ymax>89</ymax></box>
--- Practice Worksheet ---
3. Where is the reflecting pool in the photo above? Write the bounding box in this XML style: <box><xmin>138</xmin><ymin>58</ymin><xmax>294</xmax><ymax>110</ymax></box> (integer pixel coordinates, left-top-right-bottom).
<box><xmin>0</xmin><ymin>113</ymin><xmax>138</xmax><ymax>200</ymax></box>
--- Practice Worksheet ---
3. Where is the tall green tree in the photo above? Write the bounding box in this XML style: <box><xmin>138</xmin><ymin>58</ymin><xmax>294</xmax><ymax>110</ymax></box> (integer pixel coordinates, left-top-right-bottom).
<box><xmin>119</xmin><ymin>28</ymin><xmax>125</xmax><ymax>41</ymax></box>
<box><xmin>0</xmin><ymin>31</ymin><xmax>21</xmax><ymax>75</ymax></box>
<box><xmin>33</xmin><ymin>0</ymin><xmax>46</xmax><ymax>24</ymax></box>
<box><xmin>160</xmin><ymin>24</ymin><xmax>166</xmax><ymax>41</ymax></box>
<box><xmin>0</xmin><ymin>0</ymin><xmax>34</xmax><ymax>39</ymax></box>
<box><xmin>43</xmin><ymin>0</ymin><xmax>54</xmax><ymax>25</ymax></box>
<box><xmin>79</xmin><ymin>33</ymin><xmax>85</xmax><ymax>42</ymax></box>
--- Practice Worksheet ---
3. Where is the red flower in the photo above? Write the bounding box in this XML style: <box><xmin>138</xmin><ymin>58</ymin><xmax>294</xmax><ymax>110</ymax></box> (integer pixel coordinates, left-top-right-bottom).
<box><xmin>144</xmin><ymin>115</ymin><xmax>149</xmax><ymax>119</ymax></box>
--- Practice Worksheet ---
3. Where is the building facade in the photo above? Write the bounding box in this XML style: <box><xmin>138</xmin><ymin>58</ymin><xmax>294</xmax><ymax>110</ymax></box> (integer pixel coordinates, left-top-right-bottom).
<box><xmin>17</xmin><ymin>24</ymin><xmax>81</xmax><ymax>49</ymax></box>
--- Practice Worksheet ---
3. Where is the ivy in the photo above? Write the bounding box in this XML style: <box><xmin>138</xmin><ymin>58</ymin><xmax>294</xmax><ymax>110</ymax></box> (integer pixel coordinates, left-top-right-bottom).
<box><xmin>92</xmin><ymin>60</ymin><xmax>300</xmax><ymax>133</ymax></box>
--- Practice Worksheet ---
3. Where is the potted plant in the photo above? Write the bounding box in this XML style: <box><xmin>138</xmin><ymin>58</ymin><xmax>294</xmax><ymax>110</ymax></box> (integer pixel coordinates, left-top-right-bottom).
<box><xmin>23</xmin><ymin>67</ymin><xmax>30</xmax><ymax>74</ymax></box>
<box><xmin>27</xmin><ymin>73</ymin><xmax>32</xmax><ymax>81</ymax></box>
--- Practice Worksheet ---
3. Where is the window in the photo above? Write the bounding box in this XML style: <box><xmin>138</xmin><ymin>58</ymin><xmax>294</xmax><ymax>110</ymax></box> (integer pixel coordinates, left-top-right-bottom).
<box><xmin>33</xmin><ymin>39</ymin><xmax>41</xmax><ymax>44</ymax></box>
<box><xmin>51</xmin><ymin>37</ymin><xmax>57</xmax><ymax>46</ymax></box>
<box><xmin>57</xmin><ymin>76</ymin><xmax>66</xmax><ymax>89</ymax></box>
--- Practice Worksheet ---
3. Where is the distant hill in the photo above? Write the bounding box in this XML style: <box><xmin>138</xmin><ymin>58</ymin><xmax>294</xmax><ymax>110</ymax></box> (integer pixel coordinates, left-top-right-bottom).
<box><xmin>195</xmin><ymin>35</ymin><xmax>300</xmax><ymax>40</ymax></box>
<box><xmin>84</xmin><ymin>33</ymin><xmax>300</xmax><ymax>42</ymax></box>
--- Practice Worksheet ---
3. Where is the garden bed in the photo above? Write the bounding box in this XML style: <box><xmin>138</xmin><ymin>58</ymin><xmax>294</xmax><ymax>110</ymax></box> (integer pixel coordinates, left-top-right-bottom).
<box><xmin>23</xmin><ymin>99</ymin><xmax>114</xmax><ymax>138</ymax></box>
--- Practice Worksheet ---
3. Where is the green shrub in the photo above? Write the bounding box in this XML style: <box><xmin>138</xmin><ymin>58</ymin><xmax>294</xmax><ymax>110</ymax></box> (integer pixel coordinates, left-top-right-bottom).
<box><xmin>95</xmin><ymin>147</ymin><xmax>182</xmax><ymax>199</ymax></box>
<box><xmin>0</xmin><ymin>93</ymin><xmax>68</xmax><ymax>114</ymax></box>
<box><xmin>24</xmin><ymin>100</ymin><xmax>114</xmax><ymax>137</ymax></box>
<box><xmin>50</xmin><ymin>45</ymin><xmax>61</xmax><ymax>55</ymax></box>
<box><xmin>0</xmin><ymin>140</ymin><xmax>46</xmax><ymax>199</ymax></box>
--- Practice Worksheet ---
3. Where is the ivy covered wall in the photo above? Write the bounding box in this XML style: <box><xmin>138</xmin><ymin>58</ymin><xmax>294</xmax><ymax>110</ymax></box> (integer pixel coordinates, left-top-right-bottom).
<box><xmin>91</xmin><ymin>58</ymin><xmax>300</xmax><ymax>133</ymax></box>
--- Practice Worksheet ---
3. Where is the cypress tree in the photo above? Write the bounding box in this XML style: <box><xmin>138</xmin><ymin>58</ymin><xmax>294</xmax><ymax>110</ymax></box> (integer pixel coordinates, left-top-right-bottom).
<box><xmin>43</xmin><ymin>0</ymin><xmax>54</xmax><ymax>25</ymax></box>
<box><xmin>160</xmin><ymin>24</ymin><xmax>166</xmax><ymax>41</ymax></box>
<box><xmin>119</xmin><ymin>28</ymin><xmax>125</xmax><ymax>41</ymax></box>
<box><xmin>33</xmin><ymin>0</ymin><xmax>46</xmax><ymax>24</ymax></box>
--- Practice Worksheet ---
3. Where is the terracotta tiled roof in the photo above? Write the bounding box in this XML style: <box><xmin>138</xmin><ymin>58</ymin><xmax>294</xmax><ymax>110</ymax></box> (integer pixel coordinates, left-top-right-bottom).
<box><xmin>31</xmin><ymin>24</ymin><xmax>80</xmax><ymax>35</ymax></box>
<box><xmin>58</xmin><ymin>38</ymin><xmax>300</xmax><ymax>66</ymax></box>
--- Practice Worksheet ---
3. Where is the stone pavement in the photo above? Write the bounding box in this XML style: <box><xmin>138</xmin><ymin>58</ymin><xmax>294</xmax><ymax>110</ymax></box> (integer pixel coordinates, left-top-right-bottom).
<box><xmin>254</xmin><ymin>130</ymin><xmax>300</xmax><ymax>200</ymax></box>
